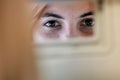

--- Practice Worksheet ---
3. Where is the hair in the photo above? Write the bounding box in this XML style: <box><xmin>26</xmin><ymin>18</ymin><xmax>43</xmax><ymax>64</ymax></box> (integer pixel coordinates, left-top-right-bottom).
<box><xmin>32</xmin><ymin>3</ymin><xmax>46</xmax><ymax>27</ymax></box>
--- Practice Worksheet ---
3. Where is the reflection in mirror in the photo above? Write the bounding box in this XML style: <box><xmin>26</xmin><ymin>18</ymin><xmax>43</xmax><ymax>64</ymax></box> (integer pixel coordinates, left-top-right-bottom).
<box><xmin>32</xmin><ymin>0</ymin><xmax>95</xmax><ymax>41</ymax></box>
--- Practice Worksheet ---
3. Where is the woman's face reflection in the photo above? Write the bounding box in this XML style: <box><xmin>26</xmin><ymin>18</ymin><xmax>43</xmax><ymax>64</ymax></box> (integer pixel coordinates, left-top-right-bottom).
<box><xmin>34</xmin><ymin>1</ymin><xmax>94</xmax><ymax>41</ymax></box>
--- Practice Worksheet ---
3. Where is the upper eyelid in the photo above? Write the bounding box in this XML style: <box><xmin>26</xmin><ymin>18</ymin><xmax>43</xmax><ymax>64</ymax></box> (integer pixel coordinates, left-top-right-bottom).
<box><xmin>40</xmin><ymin>17</ymin><xmax>62</xmax><ymax>23</ymax></box>
<box><xmin>79</xmin><ymin>17</ymin><xmax>94</xmax><ymax>22</ymax></box>
<box><xmin>40</xmin><ymin>17</ymin><xmax>94</xmax><ymax>24</ymax></box>
<box><xmin>41</xmin><ymin>19</ymin><xmax>63</xmax><ymax>26</ymax></box>
<box><xmin>40</xmin><ymin>16</ymin><xmax>61</xmax><ymax>20</ymax></box>
<box><xmin>80</xmin><ymin>18</ymin><xmax>94</xmax><ymax>22</ymax></box>
<box><xmin>40</xmin><ymin>15</ymin><xmax>94</xmax><ymax>21</ymax></box>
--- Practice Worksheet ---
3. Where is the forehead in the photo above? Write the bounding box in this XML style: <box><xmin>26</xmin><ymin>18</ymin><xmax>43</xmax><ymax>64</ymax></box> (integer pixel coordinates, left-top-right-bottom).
<box><xmin>43</xmin><ymin>1</ymin><xmax>94</xmax><ymax>15</ymax></box>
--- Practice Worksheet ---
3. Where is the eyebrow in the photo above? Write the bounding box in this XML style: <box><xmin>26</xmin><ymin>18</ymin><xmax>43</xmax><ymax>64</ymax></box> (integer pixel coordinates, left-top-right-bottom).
<box><xmin>42</xmin><ymin>13</ymin><xmax>64</xmax><ymax>19</ymax></box>
<box><xmin>42</xmin><ymin>12</ymin><xmax>94</xmax><ymax>19</ymax></box>
<box><xmin>80</xmin><ymin>12</ymin><xmax>94</xmax><ymax>18</ymax></box>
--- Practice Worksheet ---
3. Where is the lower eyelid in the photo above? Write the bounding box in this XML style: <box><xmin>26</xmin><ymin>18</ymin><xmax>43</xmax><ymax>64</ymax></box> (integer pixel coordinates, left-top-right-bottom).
<box><xmin>42</xmin><ymin>25</ymin><xmax>62</xmax><ymax>33</ymax></box>
<box><xmin>79</xmin><ymin>26</ymin><xmax>93</xmax><ymax>34</ymax></box>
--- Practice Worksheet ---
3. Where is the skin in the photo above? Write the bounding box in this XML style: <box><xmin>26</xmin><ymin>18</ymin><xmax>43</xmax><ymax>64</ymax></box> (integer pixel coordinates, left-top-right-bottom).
<box><xmin>34</xmin><ymin>1</ymin><xmax>95</xmax><ymax>41</ymax></box>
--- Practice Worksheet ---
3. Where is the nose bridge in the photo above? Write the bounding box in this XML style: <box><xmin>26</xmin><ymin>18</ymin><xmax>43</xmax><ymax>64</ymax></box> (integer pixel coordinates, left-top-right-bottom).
<box><xmin>61</xmin><ymin>23</ymin><xmax>79</xmax><ymax>39</ymax></box>
<box><xmin>65</xmin><ymin>25</ymin><xmax>73</xmax><ymax>37</ymax></box>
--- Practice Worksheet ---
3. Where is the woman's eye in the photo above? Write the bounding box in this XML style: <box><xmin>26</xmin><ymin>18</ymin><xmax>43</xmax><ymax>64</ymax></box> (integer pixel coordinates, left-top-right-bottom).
<box><xmin>79</xmin><ymin>18</ymin><xmax>94</xmax><ymax>34</ymax></box>
<box><xmin>80</xmin><ymin>18</ymin><xmax>94</xmax><ymax>27</ymax></box>
<box><xmin>44</xmin><ymin>20</ymin><xmax>61</xmax><ymax>28</ymax></box>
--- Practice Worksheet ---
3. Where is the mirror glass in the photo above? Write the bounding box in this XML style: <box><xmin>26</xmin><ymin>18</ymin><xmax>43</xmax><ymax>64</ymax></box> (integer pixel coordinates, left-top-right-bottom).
<box><xmin>32</xmin><ymin>0</ymin><xmax>95</xmax><ymax>42</ymax></box>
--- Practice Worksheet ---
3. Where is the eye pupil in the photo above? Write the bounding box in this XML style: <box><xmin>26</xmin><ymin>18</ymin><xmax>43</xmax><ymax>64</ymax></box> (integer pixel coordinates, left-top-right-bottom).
<box><xmin>45</xmin><ymin>20</ymin><xmax>60</xmax><ymax>28</ymax></box>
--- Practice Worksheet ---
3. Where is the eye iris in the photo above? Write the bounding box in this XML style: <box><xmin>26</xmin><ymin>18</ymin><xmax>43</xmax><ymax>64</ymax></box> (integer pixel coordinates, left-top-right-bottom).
<box><xmin>83</xmin><ymin>19</ymin><xmax>94</xmax><ymax>27</ymax></box>
<box><xmin>45</xmin><ymin>21</ymin><xmax>60</xmax><ymax>27</ymax></box>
